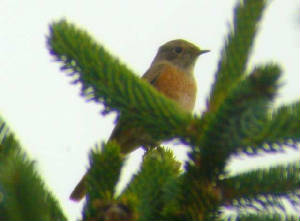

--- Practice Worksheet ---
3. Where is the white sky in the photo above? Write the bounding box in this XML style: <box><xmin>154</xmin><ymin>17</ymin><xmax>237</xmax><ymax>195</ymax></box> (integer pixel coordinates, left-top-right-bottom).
<box><xmin>0</xmin><ymin>0</ymin><xmax>299</xmax><ymax>220</ymax></box>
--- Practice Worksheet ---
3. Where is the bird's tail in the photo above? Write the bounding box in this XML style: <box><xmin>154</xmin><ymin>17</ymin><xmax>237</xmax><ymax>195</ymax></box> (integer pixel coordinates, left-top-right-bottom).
<box><xmin>69</xmin><ymin>173</ymin><xmax>87</xmax><ymax>201</ymax></box>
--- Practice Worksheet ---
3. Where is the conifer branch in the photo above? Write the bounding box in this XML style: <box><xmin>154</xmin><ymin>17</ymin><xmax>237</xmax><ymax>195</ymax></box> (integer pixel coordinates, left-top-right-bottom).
<box><xmin>0</xmin><ymin>117</ymin><xmax>9</xmax><ymax>144</ymax></box>
<box><xmin>47</xmin><ymin>20</ymin><xmax>193</xmax><ymax>142</ymax></box>
<box><xmin>121</xmin><ymin>148</ymin><xmax>181</xmax><ymax>220</ymax></box>
<box><xmin>226</xmin><ymin>213</ymin><xmax>299</xmax><ymax>221</ymax></box>
<box><xmin>82</xmin><ymin>142</ymin><xmax>124</xmax><ymax>220</ymax></box>
<box><xmin>241</xmin><ymin>101</ymin><xmax>300</xmax><ymax>154</ymax></box>
<box><xmin>195</xmin><ymin>64</ymin><xmax>281</xmax><ymax>178</ymax></box>
<box><xmin>221</xmin><ymin>162</ymin><xmax>300</xmax><ymax>212</ymax></box>
<box><xmin>179</xmin><ymin>64</ymin><xmax>281</xmax><ymax>220</ymax></box>
<box><xmin>0</xmin><ymin>118</ymin><xmax>66</xmax><ymax>221</ymax></box>
<box><xmin>208</xmin><ymin>0</ymin><xmax>266</xmax><ymax>112</ymax></box>
<box><xmin>88</xmin><ymin>142</ymin><xmax>123</xmax><ymax>198</ymax></box>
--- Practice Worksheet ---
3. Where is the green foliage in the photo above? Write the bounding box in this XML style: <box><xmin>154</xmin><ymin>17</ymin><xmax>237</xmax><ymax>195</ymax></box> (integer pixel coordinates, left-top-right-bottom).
<box><xmin>88</xmin><ymin>142</ymin><xmax>123</xmax><ymax>198</ymax></box>
<box><xmin>221</xmin><ymin>162</ymin><xmax>300</xmax><ymax>211</ymax></box>
<box><xmin>0</xmin><ymin>0</ymin><xmax>299</xmax><ymax>220</ymax></box>
<box><xmin>208</xmin><ymin>0</ymin><xmax>266</xmax><ymax>112</ymax></box>
<box><xmin>226</xmin><ymin>213</ymin><xmax>300</xmax><ymax>221</ymax></box>
<box><xmin>0</xmin><ymin>117</ymin><xmax>66</xmax><ymax>221</ymax></box>
<box><xmin>245</xmin><ymin>101</ymin><xmax>300</xmax><ymax>153</ymax></box>
<box><xmin>192</xmin><ymin>64</ymin><xmax>281</xmax><ymax>179</ymax></box>
<box><xmin>122</xmin><ymin>147</ymin><xmax>181</xmax><ymax>220</ymax></box>
<box><xmin>82</xmin><ymin>142</ymin><xmax>124</xmax><ymax>220</ymax></box>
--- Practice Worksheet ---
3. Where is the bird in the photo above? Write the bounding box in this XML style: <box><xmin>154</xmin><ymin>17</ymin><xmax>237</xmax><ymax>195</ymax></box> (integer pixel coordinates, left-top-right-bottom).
<box><xmin>70</xmin><ymin>39</ymin><xmax>209</xmax><ymax>201</ymax></box>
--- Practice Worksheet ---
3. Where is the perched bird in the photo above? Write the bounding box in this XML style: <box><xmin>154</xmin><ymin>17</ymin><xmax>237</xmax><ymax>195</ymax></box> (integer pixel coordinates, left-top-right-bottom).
<box><xmin>70</xmin><ymin>39</ymin><xmax>209</xmax><ymax>201</ymax></box>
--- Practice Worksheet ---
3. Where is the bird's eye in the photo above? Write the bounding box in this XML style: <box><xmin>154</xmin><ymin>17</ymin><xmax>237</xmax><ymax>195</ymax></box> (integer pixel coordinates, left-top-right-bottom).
<box><xmin>174</xmin><ymin>46</ymin><xmax>183</xmax><ymax>54</ymax></box>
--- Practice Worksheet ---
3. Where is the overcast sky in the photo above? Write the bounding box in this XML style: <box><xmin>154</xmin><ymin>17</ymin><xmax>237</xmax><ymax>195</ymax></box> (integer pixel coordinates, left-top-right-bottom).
<box><xmin>1</xmin><ymin>0</ymin><xmax>299</xmax><ymax>220</ymax></box>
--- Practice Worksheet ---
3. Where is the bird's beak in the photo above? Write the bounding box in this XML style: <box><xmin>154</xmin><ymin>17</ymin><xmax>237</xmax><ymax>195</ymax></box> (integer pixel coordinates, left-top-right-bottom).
<box><xmin>198</xmin><ymin>49</ymin><xmax>210</xmax><ymax>55</ymax></box>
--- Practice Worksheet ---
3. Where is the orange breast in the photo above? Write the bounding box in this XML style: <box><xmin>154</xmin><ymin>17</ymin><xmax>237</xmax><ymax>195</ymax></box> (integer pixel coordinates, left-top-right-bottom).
<box><xmin>153</xmin><ymin>65</ymin><xmax>197</xmax><ymax>112</ymax></box>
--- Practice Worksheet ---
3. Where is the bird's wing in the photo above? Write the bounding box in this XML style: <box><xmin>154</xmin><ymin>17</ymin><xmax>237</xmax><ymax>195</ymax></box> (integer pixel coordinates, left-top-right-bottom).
<box><xmin>141</xmin><ymin>62</ymin><xmax>168</xmax><ymax>85</ymax></box>
<box><xmin>108</xmin><ymin>62</ymin><xmax>169</xmax><ymax>152</ymax></box>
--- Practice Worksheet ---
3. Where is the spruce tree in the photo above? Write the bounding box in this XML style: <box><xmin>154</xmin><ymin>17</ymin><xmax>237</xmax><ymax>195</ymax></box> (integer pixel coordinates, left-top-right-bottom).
<box><xmin>0</xmin><ymin>0</ymin><xmax>299</xmax><ymax>220</ymax></box>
